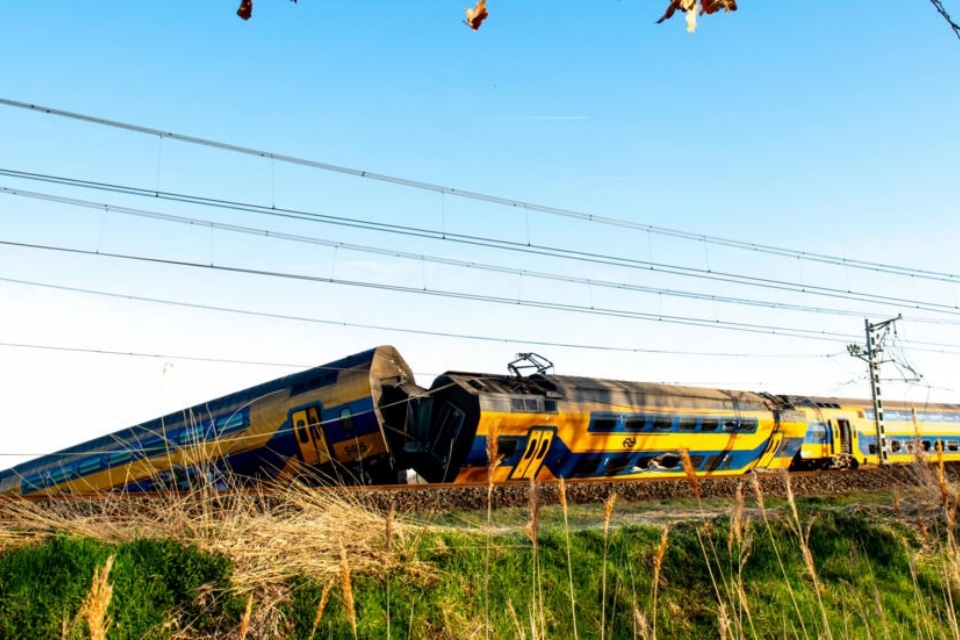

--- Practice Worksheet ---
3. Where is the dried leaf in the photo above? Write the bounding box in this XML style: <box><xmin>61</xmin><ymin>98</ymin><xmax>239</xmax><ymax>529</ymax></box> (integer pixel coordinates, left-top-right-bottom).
<box><xmin>237</xmin><ymin>0</ymin><xmax>253</xmax><ymax>21</ymax></box>
<box><xmin>657</xmin><ymin>0</ymin><xmax>736</xmax><ymax>31</ymax></box>
<box><xmin>465</xmin><ymin>0</ymin><xmax>489</xmax><ymax>31</ymax></box>
<box><xmin>701</xmin><ymin>0</ymin><xmax>737</xmax><ymax>16</ymax></box>
<box><xmin>656</xmin><ymin>0</ymin><xmax>696</xmax><ymax>25</ymax></box>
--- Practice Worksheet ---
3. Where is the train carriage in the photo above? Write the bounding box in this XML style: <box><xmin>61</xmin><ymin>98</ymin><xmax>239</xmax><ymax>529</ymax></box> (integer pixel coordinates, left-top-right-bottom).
<box><xmin>413</xmin><ymin>370</ymin><xmax>808</xmax><ymax>483</ymax></box>
<box><xmin>784</xmin><ymin>395</ymin><xmax>960</xmax><ymax>469</ymax></box>
<box><xmin>5</xmin><ymin>344</ymin><xmax>960</xmax><ymax>494</ymax></box>
<box><xmin>0</xmin><ymin>345</ymin><xmax>418</xmax><ymax>496</ymax></box>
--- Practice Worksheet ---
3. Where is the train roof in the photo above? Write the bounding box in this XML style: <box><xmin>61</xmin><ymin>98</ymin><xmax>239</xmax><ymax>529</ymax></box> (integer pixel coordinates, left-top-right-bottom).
<box><xmin>781</xmin><ymin>394</ymin><xmax>960</xmax><ymax>414</ymax></box>
<box><xmin>435</xmin><ymin>371</ymin><xmax>775</xmax><ymax>412</ymax></box>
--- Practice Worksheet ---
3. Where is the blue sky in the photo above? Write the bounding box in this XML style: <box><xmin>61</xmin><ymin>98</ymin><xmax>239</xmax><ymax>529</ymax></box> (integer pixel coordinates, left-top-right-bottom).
<box><xmin>1</xmin><ymin>2</ymin><xmax>959</xmax><ymax>466</ymax></box>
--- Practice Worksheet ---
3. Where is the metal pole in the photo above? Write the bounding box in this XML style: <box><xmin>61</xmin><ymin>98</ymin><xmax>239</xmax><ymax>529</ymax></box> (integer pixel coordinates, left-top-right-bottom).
<box><xmin>865</xmin><ymin>318</ymin><xmax>887</xmax><ymax>466</ymax></box>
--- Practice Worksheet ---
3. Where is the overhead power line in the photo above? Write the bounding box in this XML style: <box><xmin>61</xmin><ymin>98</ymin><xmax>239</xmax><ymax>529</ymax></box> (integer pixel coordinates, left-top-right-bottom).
<box><xmin>0</xmin><ymin>237</ymin><xmax>866</xmax><ymax>343</ymax></box>
<box><xmin>0</xmin><ymin>277</ymin><xmax>833</xmax><ymax>359</ymax></box>
<box><xmin>7</xmin><ymin>184</ymin><xmax>960</xmax><ymax>326</ymax></box>
<box><xmin>3</xmin><ymin>169</ymin><xmax>960</xmax><ymax>318</ymax></box>
<box><xmin>1</xmin><ymin>96</ymin><xmax>958</xmax><ymax>285</ymax></box>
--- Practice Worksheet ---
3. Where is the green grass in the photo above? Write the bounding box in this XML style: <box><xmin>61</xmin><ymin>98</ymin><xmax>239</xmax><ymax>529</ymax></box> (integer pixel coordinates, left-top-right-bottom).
<box><xmin>0</xmin><ymin>536</ymin><xmax>241</xmax><ymax>639</ymax></box>
<box><xmin>1</xmin><ymin>488</ymin><xmax>959</xmax><ymax>639</ymax></box>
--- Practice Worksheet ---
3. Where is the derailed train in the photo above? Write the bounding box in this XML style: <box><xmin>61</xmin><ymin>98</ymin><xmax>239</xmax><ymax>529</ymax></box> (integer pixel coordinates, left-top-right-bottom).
<box><xmin>2</xmin><ymin>345</ymin><xmax>960</xmax><ymax>496</ymax></box>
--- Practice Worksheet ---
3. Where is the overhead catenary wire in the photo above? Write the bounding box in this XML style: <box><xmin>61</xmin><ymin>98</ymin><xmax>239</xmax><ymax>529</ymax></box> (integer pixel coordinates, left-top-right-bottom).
<box><xmin>1</xmin><ymin>96</ymin><xmax>958</xmax><ymax>286</ymax></box>
<box><xmin>0</xmin><ymin>237</ymin><xmax>873</xmax><ymax>344</ymax></box>
<box><xmin>3</xmin><ymin>170</ymin><xmax>960</xmax><ymax>319</ymax></box>
<box><xmin>6</xmin><ymin>185</ymin><xmax>960</xmax><ymax>326</ymax></box>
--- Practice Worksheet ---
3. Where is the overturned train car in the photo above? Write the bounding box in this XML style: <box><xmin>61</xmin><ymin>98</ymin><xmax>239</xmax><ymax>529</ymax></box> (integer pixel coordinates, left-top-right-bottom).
<box><xmin>0</xmin><ymin>346</ymin><xmax>419</xmax><ymax>496</ymax></box>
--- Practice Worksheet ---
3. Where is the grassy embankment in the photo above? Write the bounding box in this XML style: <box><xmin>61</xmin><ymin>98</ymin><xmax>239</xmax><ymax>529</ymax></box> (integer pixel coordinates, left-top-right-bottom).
<box><xmin>2</xmin><ymin>459</ymin><xmax>960</xmax><ymax>639</ymax></box>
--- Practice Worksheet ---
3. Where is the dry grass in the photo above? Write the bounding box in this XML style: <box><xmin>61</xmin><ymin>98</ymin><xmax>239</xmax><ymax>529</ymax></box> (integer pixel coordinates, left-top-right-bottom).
<box><xmin>80</xmin><ymin>554</ymin><xmax>115</xmax><ymax>640</ymax></box>
<box><xmin>0</xmin><ymin>479</ymin><xmax>426</xmax><ymax>594</ymax></box>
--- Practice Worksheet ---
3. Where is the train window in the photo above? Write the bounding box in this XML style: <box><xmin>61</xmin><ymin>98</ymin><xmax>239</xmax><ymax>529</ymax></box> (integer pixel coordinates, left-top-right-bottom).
<box><xmin>108</xmin><ymin>451</ymin><xmax>134</xmax><ymax>467</ymax></box>
<box><xmin>77</xmin><ymin>458</ymin><xmax>102</xmax><ymax>475</ymax></box>
<box><xmin>652</xmin><ymin>416</ymin><xmax>673</xmax><ymax>431</ymax></box>
<box><xmin>179</xmin><ymin>424</ymin><xmax>205</xmax><ymax>445</ymax></box>
<box><xmin>21</xmin><ymin>476</ymin><xmax>44</xmax><ymax>494</ymax></box>
<box><xmin>604</xmin><ymin>456</ymin><xmax>633</xmax><ymax>476</ymax></box>
<box><xmin>216</xmin><ymin>412</ymin><xmax>248</xmax><ymax>436</ymax></box>
<box><xmin>569</xmin><ymin>457</ymin><xmax>602</xmax><ymax>477</ymax></box>
<box><xmin>739</xmin><ymin>419</ymin><xmax>758</xmax><ymax>434</ymax></box>
<box><xmin>677</xmin><ymin>417</ymin><xmax>697</xmax><ymax>431</ymax></box>
<box><xmin>623</xmin><ymin>417</ymin><xmax>647</xmax><ymax>431</ymax></box>
<box><xmin>950</xmin><ymin>441</ymin><xmax>959</xmax><ymax>452</ymax></box>
<box><xmin>891</xmin><ymin>440</ymin><xmax>902</xmax><ymax>453</ymax></box>
<box><xmin>704</xmin><ymin>454</ymin><xmax>724</xmax><ymax>471</ymax></box>
<box><xmin>339</xmin><ymin>408</ymin><xmax>355</xmax><ymax>433</ymax></box>
<box><xmin>700</xmin><ymin>419</ymin><xmax>719</xmax><ymax>432</ymax></box>
<box><xmin>922</xmin><ymin>440</ymin><xmax>932</xmax><ymax>452</ymax></box>
<box><xmin>590</xmin><ymin>415</ymin><xmax>619</xmax><ymax>432</ymax></box>
<box><xmin>296</xmin><ymin>419</ymin><xmax>309</xmax><ymax>443</ymax></box>
<box><xmin>544</xmin><ymin>400</ymin><xmax>558</xmax><ymax>413</ymax></box>
<box><xmin>686</xmin><ymin>455</ymin><xmax>705</xmax><ymax>469</ymax></box>
<box><xmin>496</xmin><ymin>437</ymin><xmax>519</xmax><ymax>459</ymax></box>
<box><xmin>141</xmin><ymin>436</ymin><xmax>168</xmax><ymax>455</ymax></box>
<box><xmin>511</xmin><ymin>397</ymin><xmax>542</xmax><ymax>413</ymax></box>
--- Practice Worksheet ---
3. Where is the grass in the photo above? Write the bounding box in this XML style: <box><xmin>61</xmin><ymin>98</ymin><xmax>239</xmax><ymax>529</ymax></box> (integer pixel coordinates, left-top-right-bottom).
<box><xmin>1</xmin><ymin>466</ymin><xmax>960</xmax><ymax>638</ymax></box>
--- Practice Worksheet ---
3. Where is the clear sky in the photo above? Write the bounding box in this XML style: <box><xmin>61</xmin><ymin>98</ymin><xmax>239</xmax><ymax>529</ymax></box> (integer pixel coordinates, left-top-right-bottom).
<box><xmin>1</xmin><ymin>2</ymin><xmax>959</xmax><ymax>468</ymax></box>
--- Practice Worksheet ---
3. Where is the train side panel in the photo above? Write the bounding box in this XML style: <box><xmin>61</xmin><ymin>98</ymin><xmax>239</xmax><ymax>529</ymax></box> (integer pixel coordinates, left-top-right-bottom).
<box><xmin>417</xmin><ymin>373</ymin><xmax>793</xmax><ymax>483</ymax></box>
<box><xmin>0</xmin><ymin>346</ymin><xmax>417</xmax><ymax>495</ymax></box>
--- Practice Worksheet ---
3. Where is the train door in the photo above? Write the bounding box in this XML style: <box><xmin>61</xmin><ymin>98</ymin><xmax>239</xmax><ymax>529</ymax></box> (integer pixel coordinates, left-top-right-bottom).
<box><xmin>291</xmin><ymin>406</ymin><xmax>331</xmax><ymax>467</ymax></box>
<box><xmin>509</xmin><ymin>427</ymin><xmax>555</xmax><ymax>480</ymax></box>
<box><xmin>836</xmin><ymin>419</ymin><xmax>852</xmax><ymax>455</ymax></box>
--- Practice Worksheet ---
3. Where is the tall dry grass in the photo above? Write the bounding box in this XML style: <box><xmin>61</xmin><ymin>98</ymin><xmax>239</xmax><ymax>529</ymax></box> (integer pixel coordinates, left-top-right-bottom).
<box><xmin>0</xmin><ymin>476</ymin><xmax>427</xmax><ymax>639</ymax></box>
<box><xmin>80</xmin><ymin>554</ymin><xmax>115</xmax><ymax>640</ymax></box>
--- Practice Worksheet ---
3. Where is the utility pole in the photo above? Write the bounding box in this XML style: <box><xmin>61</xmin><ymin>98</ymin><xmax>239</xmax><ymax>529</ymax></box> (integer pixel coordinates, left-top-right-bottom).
<box><xmin>847</xmin><ymin>315</ymin><xmax>903</xmax><ymax>467</ymax></box>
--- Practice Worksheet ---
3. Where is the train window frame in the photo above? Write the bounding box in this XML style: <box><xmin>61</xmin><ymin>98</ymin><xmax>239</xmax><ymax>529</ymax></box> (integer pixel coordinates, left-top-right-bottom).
<box><xmin>652</xmin><ymin>416</ymin><xmax>673</xmax><ymax>431</ymax></box>
<box><xmin>339</xmin><ymin>408</ymin><xmax>355</xmax><ymax>433</ymax></box>
<box><xmin>677</xmin><ymin>417</ymin><xmax>697</xmax><ymax>431</ymax></box>
<box><xmin>604</xmin><ymin>455</ymin><xmax>633</xmax><ymax>476</ymax></box>
<box><xmin>108</xmin><ymin>450</ymin><xmax>134</xmax><ymax>467</ymax></box>
<box><xmin>77</xmin><ymin>457</ymin><xmax>102</xmax><ymax>476</ymax></box>
<box><xmin>591</xmin><ymin>416</ymin><xmax>619</xmax><ymax>431</ymax></box>
<box><xmin>295</xmin><ymin>418</ymin><xmax>310</xmax><ymax>444</ymax></box>
<box><xmin>511</xmin><ymin>396</ymin><xmax>544</xmax><ymax>413</ymax></box>
<box><xmin>496</xmin><ymin>437</ymin><xmax>519</xmax><ymax>460</ymax></box>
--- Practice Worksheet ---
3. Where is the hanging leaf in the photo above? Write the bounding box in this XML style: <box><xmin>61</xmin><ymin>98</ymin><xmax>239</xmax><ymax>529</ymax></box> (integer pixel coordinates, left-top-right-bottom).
<box><xmin>657</xmin><ymin>0</ymin><xmax>697</xmax><ymax>32</ymax></box>
<box><xmin>237</xmin><ymin>0</ymin><xmax>253</xmax><ymax>20</ymax></box>
<box><xmin>657</xmin><ymin>0</ymin><xmax>736</xmax><ymax>32</ymax></box>
<box><xmin>465</xmin><ymin>0</ymin><xmax>489</xmax><ymax>31</ymax></box>
<box><xmin>701</xmin><ymin>0</ymin><xmax>738</xmax><ymax>17</ymax></box>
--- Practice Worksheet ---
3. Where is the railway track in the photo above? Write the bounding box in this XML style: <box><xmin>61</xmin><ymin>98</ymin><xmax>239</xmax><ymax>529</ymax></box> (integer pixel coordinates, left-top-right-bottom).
<box><xmin>4</xmin><ymin>463</ymin><xmax>958</xmax><ymax>517</ymax></box>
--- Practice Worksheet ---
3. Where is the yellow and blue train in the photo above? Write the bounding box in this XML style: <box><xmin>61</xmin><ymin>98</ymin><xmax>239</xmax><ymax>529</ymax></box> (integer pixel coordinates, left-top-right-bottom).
<box><xmin>2</xmin><ymin>345</ymin><xmax>959</xmax><ymax>495</ymax></box>
<box><xmin>0</xmin><ymin>346</ymin><xmax>419</xmax><ymax>496</ymax></box>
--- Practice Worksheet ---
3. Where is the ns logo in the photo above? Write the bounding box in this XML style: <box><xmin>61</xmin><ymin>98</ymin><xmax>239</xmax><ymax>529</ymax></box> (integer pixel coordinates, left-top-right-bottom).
<box><xmin>623</xmin><ymin>436</ymin><xmax>637</xmax><ymax>449</ymax></box>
